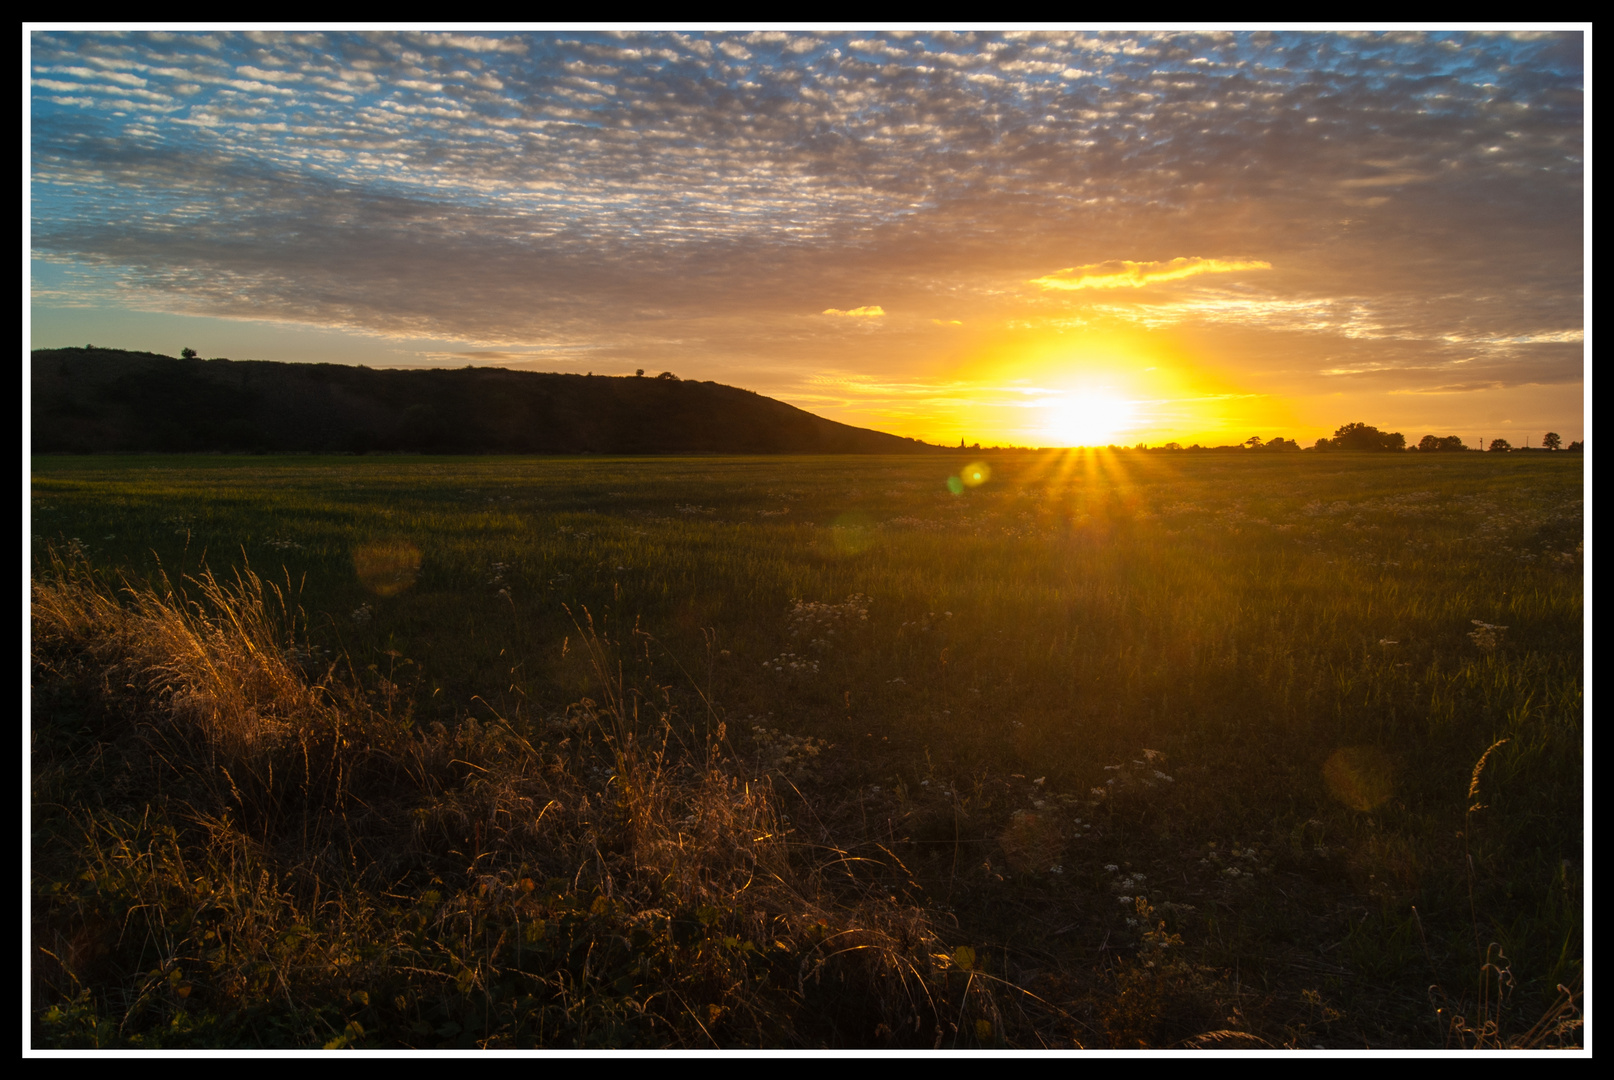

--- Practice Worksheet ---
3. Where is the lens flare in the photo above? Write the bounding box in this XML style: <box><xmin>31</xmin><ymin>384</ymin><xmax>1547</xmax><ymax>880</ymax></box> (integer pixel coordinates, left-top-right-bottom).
<box><xmin>828</xmin><ymin>511</ymin><xmax>875</xmax><ymax>555</ymax></box>
<box><xmin>961</xmin><ymin>461</ymin><xmax>991</xmax><ymax>488</ymax></box>
<box><xmin>354</xmin><ymin>541</ymin><xmax>422</xmax><ymax>596</ymax></box>
<box><xmin>1322</xmin><ymin>746</ymin><xmax>1394</xmax><ymax>811</ymax></box>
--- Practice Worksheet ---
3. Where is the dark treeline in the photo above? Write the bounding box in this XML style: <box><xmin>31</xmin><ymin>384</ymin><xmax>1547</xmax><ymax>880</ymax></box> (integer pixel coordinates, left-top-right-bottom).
<box><xmin>31</xmin><ymin>348</ymin><xmax>943</xmax><ymax>455</ymax></box>
<box><xmin>1144</xmin><ymin>423</ymin><xmax>1581</xmax><ymax>453</ymax></box>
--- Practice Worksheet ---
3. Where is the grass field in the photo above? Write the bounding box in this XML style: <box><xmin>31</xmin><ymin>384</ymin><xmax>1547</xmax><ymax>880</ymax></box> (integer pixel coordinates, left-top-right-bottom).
<box><xmin>30</xmin><ymin>451</ymin><xmax>1585</xmax><ymax>1048</ymax></box>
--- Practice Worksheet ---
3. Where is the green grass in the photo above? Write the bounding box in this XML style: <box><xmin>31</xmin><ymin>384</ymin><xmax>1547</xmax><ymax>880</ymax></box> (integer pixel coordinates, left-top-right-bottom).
<box><xmin>30</xmin><ymin>451</ymin><xmax>1584</xmax><ymax>1048</ymax></box>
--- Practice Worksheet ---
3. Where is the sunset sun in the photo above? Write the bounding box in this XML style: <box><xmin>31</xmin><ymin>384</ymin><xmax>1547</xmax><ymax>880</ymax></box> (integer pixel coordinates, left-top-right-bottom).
<box><xmin>1042</xmin><ymin>391</ymin><xmax>1136</xmax><ymax>447</ymax></box>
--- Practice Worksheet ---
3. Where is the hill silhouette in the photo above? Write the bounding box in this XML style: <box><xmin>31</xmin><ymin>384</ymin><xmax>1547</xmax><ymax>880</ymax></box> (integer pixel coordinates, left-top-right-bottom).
<box><xmin>31</xmin><ymin>349</ymin><xmax>939</xmax><ymax>455</ymax></box>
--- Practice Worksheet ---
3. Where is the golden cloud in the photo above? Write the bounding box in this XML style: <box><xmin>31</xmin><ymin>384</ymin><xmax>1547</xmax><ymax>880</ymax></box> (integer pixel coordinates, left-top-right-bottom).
<box><xmin>822</xmin><ymin>305</ymin><xmax>886</xmax><ymax>317</ymax></box>
<box><xmin>1030</xmin><ymin>257</ymin><xmax>1272</xmax><ymax>291</ymax></box>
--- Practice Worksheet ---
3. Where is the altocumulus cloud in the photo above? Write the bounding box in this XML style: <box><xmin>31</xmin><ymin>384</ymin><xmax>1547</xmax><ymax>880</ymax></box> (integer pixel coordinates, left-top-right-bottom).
<box><xmin>28</xmin><ymin>29</ymin><xmax>1583</xmax><ymax>408</ymax></box>
<box><xmin>1030</xmin><ymin>258</ymin><xmax>1273</xmax><ymax>291</ymax></box>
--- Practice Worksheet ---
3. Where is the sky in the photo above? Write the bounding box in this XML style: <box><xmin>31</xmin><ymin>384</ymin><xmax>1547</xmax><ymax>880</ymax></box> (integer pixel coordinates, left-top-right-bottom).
<box><xmin>27</xmin><ymin>27</ymin><xmax>1588</xmax><ymax>448</ymax></box>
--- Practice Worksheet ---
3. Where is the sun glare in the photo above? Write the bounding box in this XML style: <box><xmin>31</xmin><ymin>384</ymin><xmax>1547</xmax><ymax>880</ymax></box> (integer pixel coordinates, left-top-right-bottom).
<box><xmin>1042</xmin><ymin>392</ymin><xmax>1135</xmax><ymax>447</ymax></box>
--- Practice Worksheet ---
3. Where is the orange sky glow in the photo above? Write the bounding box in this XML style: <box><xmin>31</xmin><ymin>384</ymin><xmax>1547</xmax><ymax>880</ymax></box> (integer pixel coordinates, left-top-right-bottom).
<box><xmin>29</xmin><ymin>28</ymin><xmax>1586</xmax><ymax>447</ymax></box>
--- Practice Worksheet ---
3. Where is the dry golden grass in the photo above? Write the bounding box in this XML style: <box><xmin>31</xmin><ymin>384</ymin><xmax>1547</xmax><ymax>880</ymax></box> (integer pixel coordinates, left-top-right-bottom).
<box><xmin>31</xmin><ymin>552</ymin><xmax>1011</xmax><ymax>1048</ymax></box>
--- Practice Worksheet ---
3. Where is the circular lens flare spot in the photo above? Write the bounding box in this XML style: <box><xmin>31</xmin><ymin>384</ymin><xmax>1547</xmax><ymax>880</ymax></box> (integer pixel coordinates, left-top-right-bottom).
<box><xmin>1322</xmin><ymin>746</ymin><xmax>1394</xmax><ymax>811</ymax></box>
<box><xmin>829</xmin><ymin>511</ymin><xmax>875</xmax><ymax>555</ymax></box>
<box><xmin>354</xmin><ymin>541</ymin><xmax>422</xmax><ymax>597</ymax></box>
<box><xmin>961</xmin><ymin>461</ymin><xmax>991</xmax><ymax>488</ymax></box>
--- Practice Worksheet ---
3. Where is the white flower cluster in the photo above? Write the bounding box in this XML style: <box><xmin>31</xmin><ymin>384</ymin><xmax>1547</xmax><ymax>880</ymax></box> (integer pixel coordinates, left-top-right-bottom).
<box><xmin>899</xmin><ymin>610</ymin><xmax>952</xmax><ymax>632</ymax></box>
<box><xmin>350</xmin><ymin>603</ymin><xmax>373</xmax><ymax>625</ymax></box>
<box><xmin>1093</xmin><ymin>749</ymin><xmax>1173</xmax><ymax>798</ymax></box>
<box><xmin>1200</xmin><ymin>840</ymin><xmax>1269</xmax><ymax>879</ymax></box>
<box><xmin>762</xmin><ymin>652</ymin><xmax>819</xmax><ymax>675</ymax></box>
<box><xmin>749</xmin><ymin>725</ymin><xmax>832</xmax><ymax>782</ymax></box>
<box><xmin>1468</xmin><ymin>620</ymin><xmax>1508</xmax><ymax>652</ymax></box>
<box><xmin>787</xmin><ymin>594</ymin><xmax>871</xmax><ymax>642</ymax></box>
<box><xmin>882</xmin><ymin>516</ymin><xmax>947</xmax><ymax>532</ymax></box>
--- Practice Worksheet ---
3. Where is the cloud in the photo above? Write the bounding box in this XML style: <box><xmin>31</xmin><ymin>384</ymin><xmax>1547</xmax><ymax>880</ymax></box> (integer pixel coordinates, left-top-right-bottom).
<box><xmin>1030</xmin><ymin>257</ymin><xmax>1273</xmax><ymax>291</ymax></box>
<box><xmin>27</xmin><ymin>29</ymin><xmax>1583</xmax><ymax>434</ymax></box>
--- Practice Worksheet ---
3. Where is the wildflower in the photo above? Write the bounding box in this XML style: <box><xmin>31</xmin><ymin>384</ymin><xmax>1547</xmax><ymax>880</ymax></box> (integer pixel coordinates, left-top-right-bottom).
<box><xmin>1468</xmin><ymin>620</ymin><xmax>1508</xmax><ymax>652</ymax></box>
<box><xmin>1105</xmin><ymin>864</ymin><xmax>1119</xmax><ymax>872</ymax></box>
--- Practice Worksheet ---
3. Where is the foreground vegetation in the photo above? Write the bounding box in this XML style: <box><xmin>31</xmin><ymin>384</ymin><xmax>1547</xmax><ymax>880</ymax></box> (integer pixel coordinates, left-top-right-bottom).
<box><xmin>30</xmin><ymin>452</ymin><xmax>1584</xmax><ymax>1048</ymax></box>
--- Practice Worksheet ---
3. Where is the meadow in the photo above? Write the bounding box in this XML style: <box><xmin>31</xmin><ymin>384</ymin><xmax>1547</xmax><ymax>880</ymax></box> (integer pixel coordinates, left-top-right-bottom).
<box><xmin>30</xmin><ymin>451</ymin><xmax>1584</xmax><ymax>1049</ymax></box>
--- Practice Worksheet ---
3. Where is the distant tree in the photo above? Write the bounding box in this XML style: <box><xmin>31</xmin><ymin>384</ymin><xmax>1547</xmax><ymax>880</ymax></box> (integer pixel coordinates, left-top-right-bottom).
<box><xmin>1543</xmin><ymin>432</ymin><xmax>1562</xmax><ymax>450</ymax></box>
<box><xmin>1245</xmin><ymin>435</ymin><xmax>1264</xmax><ymax>450</ymax></box>
<box><xmin>636</xmin><ymin>369</ymin><xmax>645</xmax><ymax>377</ymax></box>
<box><xmin>1418</xmin><ymin>434</ymin><xmax>1467</xmax><ymax>452</ymax></box>
<box><xmin>1333</xmin><ymin>422</ymin><xmax>1405</xmax><ymax>451</ymax></box>
<box><xmin>656</xmin><ymin>371</ymin><xmax>680</xmax><ymax>381</ymax></box>
<box><xmin>1313</xmin><ymin>437</ymin><xmax>1336</xmax><ymax>451</ymax></box>
<box><xmin>1568</xmin><ymin>440</ymin><xmax>1583</xmax><ymax>451</ymax></box>
<box><xmin>1162</xmin><ymin>441</ymin><xmax>1182</xmax><ymax>451</ymax></box>
<box><xmin>1489</xmin><ymin>438</ymin><xmax>1512</xmax><ymax>452</ymax></box>
<box><xmin>181</xmin><ymin>347</ymin><xmax>198</xmax><ymax>360</ymax></box>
